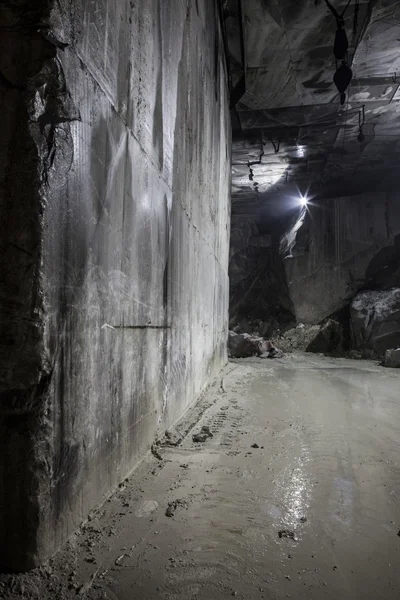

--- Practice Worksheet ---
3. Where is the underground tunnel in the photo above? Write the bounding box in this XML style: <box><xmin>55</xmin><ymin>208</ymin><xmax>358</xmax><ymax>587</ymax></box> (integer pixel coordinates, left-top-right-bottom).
<box><xmin>1</xmin><ymin>0</ymin><xmax>400</xmax><ymax>598</ymax></box>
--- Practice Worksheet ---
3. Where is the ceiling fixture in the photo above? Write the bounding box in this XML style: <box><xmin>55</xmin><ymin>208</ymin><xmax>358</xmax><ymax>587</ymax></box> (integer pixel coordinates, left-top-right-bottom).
<box><xmin>270</xmin><ymin>139</ymin><xmax>281</xmax><ymax>154</ymax></box>
<box><xmin>246</xmin><ymin>134</ymin><xmax>265</xmax><ymax>192</ymax></box>
<box><xmin>353</xmin><ymin>0</ymin><xmax>360</xmax><ymax>36</ymax></box>
<box><xmin>357</xmin><ymin>130</ymin><xmax>365</xmax><ymax>143</ymax></box>
<box><xmin>297</xmin><ymin>145</ymin><xmax>305</xmax><ymax>157</ymax></box>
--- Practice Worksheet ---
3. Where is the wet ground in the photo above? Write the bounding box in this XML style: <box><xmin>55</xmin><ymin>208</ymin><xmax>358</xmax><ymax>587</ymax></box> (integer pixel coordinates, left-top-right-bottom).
<box><xmin>2</xmin><ymin>353</ymin><xmax>400</xmax><ymax>599</ymax></box>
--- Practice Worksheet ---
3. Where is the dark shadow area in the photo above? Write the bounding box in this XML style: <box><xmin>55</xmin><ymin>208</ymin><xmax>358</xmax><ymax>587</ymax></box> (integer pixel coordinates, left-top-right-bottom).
<box><xmin>364</xmin><ymin>233</ymin><xmax>400</xmax><ymax>290</ymax></box>
<box><xmin>229</xmin><ymin>177</ymin><xmax>306</xmax><ymax>332</ymax></box>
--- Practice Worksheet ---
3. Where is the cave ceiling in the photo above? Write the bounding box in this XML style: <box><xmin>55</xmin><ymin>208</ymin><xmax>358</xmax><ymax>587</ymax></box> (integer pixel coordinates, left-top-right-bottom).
<box><xmin>226</xmin><ymin>0</ymin><xmax>400</xmax><ymax>212</ymax></box>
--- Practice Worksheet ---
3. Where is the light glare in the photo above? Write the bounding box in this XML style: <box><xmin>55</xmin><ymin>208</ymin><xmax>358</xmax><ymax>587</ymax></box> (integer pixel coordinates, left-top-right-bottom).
<box><xmin>299</xmin><ymin>195</ymin><xmax>308</xmax><ymax>206</ymax></box>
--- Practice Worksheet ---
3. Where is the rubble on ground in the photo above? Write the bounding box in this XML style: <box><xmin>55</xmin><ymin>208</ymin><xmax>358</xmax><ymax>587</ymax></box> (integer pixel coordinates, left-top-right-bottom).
<box><xmin>273</xmin><ymin>319</ymin><xmax>344</xmax><ymax>355</ymax></box>
<box><xmin>278</xmin><ymin>529</ymin><xmax>296</xmax><ymax>540</ymax></box>
<box><xmin>192</xmin><ymin>425</ymin><xmax>213</xmax><ymax>443</ymax></box>
<box><xmin>229</xmin><ymin>299</ymin><xmax>400</xmax><ymax>363</ymax></box>
<box><xmin>230</xmin><ymin>318</ymin><xmax>344</xmax><ymax>355</ymax></box>
<box><xmin>228</xmin><ymin>331</ymin><xmax>282</xmax><ymax>359</ymax></box>
<box><xmin>165</xmin><ymin>499</ymin><xmax>189</xmax><ymax>518</ymax></box>
<box><xmin>274</xmin><ymin>323</ymin><xmax>320</xmax><ymax>352</ymax></box>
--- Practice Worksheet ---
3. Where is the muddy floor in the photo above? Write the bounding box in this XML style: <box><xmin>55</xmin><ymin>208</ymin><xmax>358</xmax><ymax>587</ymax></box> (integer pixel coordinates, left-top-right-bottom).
<box><xmin>2</xmin><ymin>354</ymin><xmax>400</xmax><ymax>599</ymax></box>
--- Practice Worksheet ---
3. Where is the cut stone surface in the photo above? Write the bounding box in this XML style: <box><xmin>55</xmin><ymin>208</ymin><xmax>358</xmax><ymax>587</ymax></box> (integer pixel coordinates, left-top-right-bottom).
<box><xmin>0</xmin><ymin>0</ymin><xmax>231</xmax><ymax>571</ymax></box>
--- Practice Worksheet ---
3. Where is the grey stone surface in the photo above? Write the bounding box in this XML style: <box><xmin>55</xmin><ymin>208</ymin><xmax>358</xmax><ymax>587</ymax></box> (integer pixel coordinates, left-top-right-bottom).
<box><xmin>351</xmin><ymin>289</ymin><xmax>400</xmax><ymax>354</ymax></box>
<box><xmin>384</xmin><ymin>349</ymin><xmax>400</xmax><ymax>368</ymax></box>
<box><xmin>0</xmin><ymin>0</ymin><xmax>230</xmax><ymax>571</ymax></box>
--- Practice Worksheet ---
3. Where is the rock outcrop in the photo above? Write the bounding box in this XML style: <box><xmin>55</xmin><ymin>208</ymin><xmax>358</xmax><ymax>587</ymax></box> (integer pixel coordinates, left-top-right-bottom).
<box><xmin>384</xmin><ymin>348</ymin><xmax>400</xmax><ymax>368</ymax></box>
<box><xmin>283</xmin><ymin>192</ymin><xmax>400</xmax><ymax>325</ymax></box>
<box><xmin>351</xmin><ymin>289</ymin><xmax>400</xmax><ymax>354</ymax></box>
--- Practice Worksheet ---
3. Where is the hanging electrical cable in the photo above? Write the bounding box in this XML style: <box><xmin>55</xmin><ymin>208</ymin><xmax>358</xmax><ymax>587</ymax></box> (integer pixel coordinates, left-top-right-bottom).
<box><xmin>270</xmin><ymin>139</ymin><xmax>280</xmax><ymax>154</ymax></box>
<box><xmin>323</xmin><ymin>0</ymin><xmax>354</xmax><ymax>105</ymax></box>
<box><xmin>353</xmin><ymin>0</ymin><xmax>360</xmax><ymax>36</ymax></box>
<box><xmin>324</xmin><ymin>0</ymin><xmax>352</xmax><ymax>59</ymax></box>
<box><xmin>333</xmin><ymin>62</ymin><xmax>353</xmax><ymax>105</ymax></box>
<box><xmin>246</xmin><ymin>134</ymin><xmax>264</xmax><ymax>191</ymax></box>
<box><xmin>357</xmin><ymin>104</ymin><xmax>365</xmax><ymax>143</ymax></box>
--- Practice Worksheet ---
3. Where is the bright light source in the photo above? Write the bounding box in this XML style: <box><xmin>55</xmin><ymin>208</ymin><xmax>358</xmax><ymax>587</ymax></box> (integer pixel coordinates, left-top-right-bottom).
<box><xmin>299</xmin><ymin>195</ymin><xmax>308</xmax><ymax>206</ymax></box>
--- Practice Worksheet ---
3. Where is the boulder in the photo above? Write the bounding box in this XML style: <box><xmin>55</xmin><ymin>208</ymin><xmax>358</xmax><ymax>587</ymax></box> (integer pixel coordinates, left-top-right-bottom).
<box><xmin>384</xmin><ymin>348</ymin><xmax>400</xmax><ymax>368</ymax></box>
<box><xmin>350</xmin><ymin>289</ymin><xmax>400</xmax><ymax>354</ymax></box>
<box><xmin>228</xmin><ymin>331</ymin><xmax>260</xmax><ymax>358</ymax></box>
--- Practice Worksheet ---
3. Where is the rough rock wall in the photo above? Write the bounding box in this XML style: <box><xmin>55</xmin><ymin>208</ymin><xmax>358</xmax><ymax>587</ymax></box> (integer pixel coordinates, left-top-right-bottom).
<box><xmin>351</xmin><ymin>289</ymin><xmax>400</xmax><ymax>354</ymax></box>
<box><xmin>284</xmin><ymin>188</ymin><xmax>400</xmax><ymax>324</ymax></box>
<box><xmin>229</xmin><ymin>186</ymin><xmax>400</xmax><ymax>331</ymax></box>
<box><xmin>0</xmin><ymin>0</ymin><xmax>230</xmax><ymax>571</ymax></box>
<box><xmin>229</xmin><ymin>212</ymin><xmax>295</xmax><ymax>329</ymax></box>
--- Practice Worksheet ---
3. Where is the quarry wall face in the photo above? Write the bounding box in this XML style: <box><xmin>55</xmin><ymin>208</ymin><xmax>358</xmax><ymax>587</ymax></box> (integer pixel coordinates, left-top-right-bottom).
<box><xmin>0</xmin><ymin>0</ymin><xmax>231</xmax><ymax>570</ymax></box>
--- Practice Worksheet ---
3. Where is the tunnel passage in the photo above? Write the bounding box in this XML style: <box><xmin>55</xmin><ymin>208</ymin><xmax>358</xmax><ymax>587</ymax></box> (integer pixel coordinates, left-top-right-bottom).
<box><xmin>1</xmin><ymin>0</ymin><xmax>400</xmax><ymax>580</ymax></box>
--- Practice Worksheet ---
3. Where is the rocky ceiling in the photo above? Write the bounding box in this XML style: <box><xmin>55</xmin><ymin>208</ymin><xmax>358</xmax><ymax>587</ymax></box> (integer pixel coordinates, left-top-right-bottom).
<box><xmin>226</xmin><ymin>0</ymin><xmax>400</xmax><ymax>211</ymax></box>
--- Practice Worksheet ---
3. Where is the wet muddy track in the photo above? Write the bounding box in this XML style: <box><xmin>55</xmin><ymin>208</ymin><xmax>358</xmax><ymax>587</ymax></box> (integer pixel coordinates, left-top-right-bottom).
<box><xmin>1</xmin><ymin>354</ymin><xmax>400</xmax><ymax>599</ymax></box>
